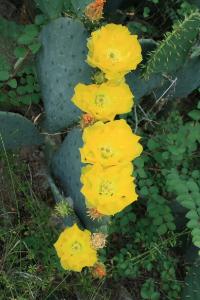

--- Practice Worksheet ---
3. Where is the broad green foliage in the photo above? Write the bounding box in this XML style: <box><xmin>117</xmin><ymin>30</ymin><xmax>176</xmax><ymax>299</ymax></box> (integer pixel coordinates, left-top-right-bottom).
<box><xmin>0</xmin><ymin>18</ymin><xmax>41</xmax><ymax>106</ymax></box>
<box><xmin>36</xmin><ymin>17</ymin><xmax>92</xmax><ymax>132</ymax></box>
<box><xmin>101</xmin><ymin>101</ymin><xmax>199</xmax><ymax>298</ymax></box>
<box><xmin>0</xmin><ymin>64</ymin><xmax>41</xmax><ymax>106</ymax></box>
<box><xmin>167</xmin><ymin>170</ymin><xmax>200</xmax><ymax>249</ymax></box>
<box><xmin>103</xmin><ymin>201</ymin><xmax>181</xmax><ymax>298</ymax></box>
<box><xmin>0</xmin><ymin>111</ymin><xmax>43</xmax><ymax>150</ymax></box>
<box><xmin>143</xmin><ymin>11</ymin><xmax>200</xmax><ymax>78</ymax></box>
<box><xmin>141</xmin><ymin>279</ymin><xmax>160</xmax><ymax>300</ymax></box>
<box><xmin>142</xmin><ymin>103</ymin><xmax>200</xmax><ymax>250</ymax></box>
<box><xmin>16</xmin><ymin>24</ymin><xmax>41</xmax><ymax>56</ymax></box>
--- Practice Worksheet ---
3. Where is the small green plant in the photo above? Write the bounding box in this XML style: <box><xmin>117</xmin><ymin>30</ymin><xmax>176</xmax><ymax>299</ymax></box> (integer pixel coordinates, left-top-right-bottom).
<box><xmin>0</xmin><ymin>17</ymin><xmax>43</xmax><ymax>107</ymax></box>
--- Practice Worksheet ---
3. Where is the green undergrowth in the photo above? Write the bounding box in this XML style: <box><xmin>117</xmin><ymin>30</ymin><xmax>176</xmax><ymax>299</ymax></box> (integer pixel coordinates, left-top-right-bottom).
<box><xmin>0</xmin><ymin>151</ymin><xmax>110</xmax><ymax>299</ymax></box>
<box><xmin>98</xmin><ymin>96</ymin><xmax>200</xmax><ymax>299</ymax></box>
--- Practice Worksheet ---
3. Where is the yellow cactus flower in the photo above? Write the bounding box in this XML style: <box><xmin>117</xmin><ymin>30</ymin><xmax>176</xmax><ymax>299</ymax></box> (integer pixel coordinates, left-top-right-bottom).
<box><xmin>87</xmin><ymin>24</ymin><xmax>142</xmax><ymax>80</ymax></box>
<box><xmin>81</xmin><ymin>163</ymin><xmax>138</xmax><ymax>215</ymax></box>
<box><xmin>72</xmin><ymin>82</ymin><xmax>133</xmax><ymax>121</ymax></box>
<box><xmin>54</xmin><ymin>224</ymin><xmax>97</xmax><ymax>272</ymax></box>
<box><xmin>80</xmin><ymin>119</ymin><xmax>143</xmax><ymax>166</ymax></box>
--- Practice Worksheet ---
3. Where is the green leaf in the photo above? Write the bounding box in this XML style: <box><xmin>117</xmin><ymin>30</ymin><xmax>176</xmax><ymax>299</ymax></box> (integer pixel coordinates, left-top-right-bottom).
<box><xmin>143</xmin><ymin>7</ymin><xmax>150</xmax><ymax>18</ymax></box>
<box><xmin>140</xmin><ymin>186</ymin><xmax>149</xmax><ymax>196</ymax></box>
<box><xmin>23</xmin><ymin>24</ymin><xmax>39</xmax><ymax>36</ymax></box>
<box><xmin>29</xmin><ymin>42</ymin><xmax>42</xmax><ymax>54</ymax></box>
<box><xmin>167</xmin><ymin>222</ymin><xmax>176</xmax><ymax>231</ymax></box>
<box><xmin>187</xmin><ymin>219</ymin><xmax>199</xmax><ymax>229</ymax></box>
<box><xmin>35</xmin><ymin>14</ymin><xmax>47</xmax><ymax>25</ymax></box>
<box><xmin>187</xmin><ymin>181</ymin><xmax>199</xmax><ymax>192</ymax></box>
<box><xmin>30</xmin><ymin>94</ymin><xmax>40</xmax><ymax>104</ymax></box>
<box><xmin>147</xmin><ymin>139</ymin><xmax>159</xmax><ymax>150</ymax></box>
<box><xmin>186</xmin><ymin>210</ymin><xmax>199</xmax><ymax>219</ymax></box>
<box><xmin>18</xmin><ymin>34</ymin><xmax>34</xmax><ymax>45</ymax></box>
<box><xmin>14</xmin><ymin>47</ymin><xmax>27</xmax><ymax>58</ymax></box>
<box><xmin>0</xmin><ymin>71</ymin><xmax>9</xmax><ymax>81</ymax></box>
<box><xmin>157</xmin><ymin>224</ymin><xmax>168</xmax><ymax>235</ymax></box>
<box><xmin>7</xmin><ymin>79</ymin><xmax>17</xmax><ymax>88</ymax></box>
<box><xmin>192</xmin><ymin>228</ymin><xmax>200</xmax><ymax>236</ymax></box>
<box><xmin>188</xmin><ymin>110</ymin><xmax>200</xmax><ymax>121</ymax></box>
<box><xmin>193</xmin><ymin>240</ymin><xmax>200</xmax><ymax>248</ymax></box>
<box><xmin>182</xmin><ymin>200</ymin><xmax>196</xmax><ymax>210</ymax></box>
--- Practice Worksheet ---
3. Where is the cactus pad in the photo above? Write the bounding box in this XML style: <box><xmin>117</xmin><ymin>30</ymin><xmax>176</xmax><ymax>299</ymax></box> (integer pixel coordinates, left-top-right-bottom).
<box><xmin>144</xmin><ymin>11</ymin><xmax>200</xmax><ymax>78</ymax></box>
<box><xmin>52</xmin><ymin>127</ymin><xmax>109</xmax><ymax>232</ymax></box>
<box><xmin>0</xmin><ymin>111</ymin><xmax>43</xmax><ymax>150</ymax></box>
<box><xmin>182</xmin><ymin>256</ymin><xmax>200</xmax><ymax>300</ymax></box>
<box><xmin>71</xmin><ymin>0</ymin><xmax>91</xmax><ymax>16</ymax></box>
<box><xmin>36</xmin><ymin>17</ymin><xmax>92</xmax><ymax>132</ymax></box>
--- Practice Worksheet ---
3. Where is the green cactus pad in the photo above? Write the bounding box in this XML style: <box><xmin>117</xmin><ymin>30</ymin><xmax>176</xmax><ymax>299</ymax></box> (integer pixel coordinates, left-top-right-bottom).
<box><xmin>48</xmin><ymin>175</ymin><xmax>81</xmax><ymax>227</ymax></box>
<box><xmin>144</xmin><ymin>11</ymin><xmax>200</xmax><ymax>78</ymax></box>
<box><xmin>154</xmin><ymin>56</ymin><xmax>200</xmax><ymax>100</ymax></box>
<box><xmin>35</xmin><ymin>0</ymin><xmax>64</xmax><ymax>19</ymax></box>
<box><xmin>52</xmin><ymin>127</ymin><xmax>110</xmax><ymax>232</ymax></box>
<box><xmin>71</xmin><ymin>0</ymin><xmax>91</xmax><ymax>16</ymax></box>
<box><xmin>36</xmin><ymin>17</ymin><xmax>92</xmax><ymax>132</ymax></box>
<box><xmin>182</xmin><ymin>256</ymin><xmax>200</xmax><ymax>300</ymax></box>
<box><xmin>126</xmin><ymin>70</ymin><xmax>162</xmax><ymax>102</ymax></box>
<box><xmin>0</xmin><ymin>111</ymin><xmax>43</xmax><ymax>150</ymax></box>
<box><xmin>172</xmin><ymin>56</ymin><xmax>200</xmax><ymax>98</ymax></box>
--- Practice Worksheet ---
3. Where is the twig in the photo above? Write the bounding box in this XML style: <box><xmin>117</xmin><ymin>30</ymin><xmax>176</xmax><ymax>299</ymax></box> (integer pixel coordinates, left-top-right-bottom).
<box><xmin>155</xmin><ymin>77</ymin><xmax>177</xmax><ymax>104</ymax></box>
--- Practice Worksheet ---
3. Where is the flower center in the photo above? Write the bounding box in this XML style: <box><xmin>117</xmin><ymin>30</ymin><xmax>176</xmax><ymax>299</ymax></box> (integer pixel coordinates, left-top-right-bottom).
<box><xmin>95</xmin><ymin>94</ymin><xmax>106</xmax><ymax>107</ymax></box>
<box><xmin>100</xmin><ymin>146</ymin><xmax>114</xmax><ymax>159</ymax></box>
<box><xmin>99</xmin><ymin>180</ymin><xmax>114</xmax><ymax>196</ymax></box>
<box><xmin>71</xmin><ymin>241</ymin><xmax>82</xmax><ymax>253</ymax></box>
<box><xmin>107</xmin><ymin>49</ymin><xmax>121</xmax><ymax>62</ymax></box>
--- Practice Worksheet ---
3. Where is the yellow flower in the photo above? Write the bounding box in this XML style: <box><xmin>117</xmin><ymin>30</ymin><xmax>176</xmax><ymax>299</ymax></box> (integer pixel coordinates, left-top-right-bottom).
<box><xmin>87</xmin><ymin>24</ymin><xmax>142</xmax><ymax>80</ymax></box>
<box><xmin>72</xmin><ymin>82</ymin><xmax>133</xmax><ymax>122</ymax></box>
<box><xmin>81</xmin><ymin>163</ymin><xmax>138</xmax><ymax>215</ymax></box>
<box><xmin>54</xmin><ymin>224</ymin><xmax>97</xmax><ymax>272</ymax></box>
<box><xmin>80</xmin><ymin>119</ymin><xmax>143</xmax><ymax>166</ymax></box>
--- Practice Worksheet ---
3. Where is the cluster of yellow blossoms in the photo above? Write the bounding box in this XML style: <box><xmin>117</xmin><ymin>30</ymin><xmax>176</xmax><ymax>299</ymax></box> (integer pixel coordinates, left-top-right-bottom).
<box><xmin>54</xmin><ymin>23</ymin><xmax>143</xmax><ymax>273</ymax></box>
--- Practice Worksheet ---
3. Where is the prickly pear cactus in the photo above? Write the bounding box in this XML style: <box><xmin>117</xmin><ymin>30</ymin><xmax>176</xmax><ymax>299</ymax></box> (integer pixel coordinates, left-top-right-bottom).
<box><xmin>154</xmin><ymin>56</ymin><xmax>200</xmax><ymax>100</ymax></box>
<box><xmin>36</xmin><ymin>17</ymin><xmax>92</xmax><ymax>133</ymax></box>
<box><xmin>126</xmin><ymin>71</ymin><xmax>162</xmax><ymax>102</ymax></box>
<box><xmin>47</xmin><ymin>175</ymin><xmax>81</xmax><ymax>227</ymax></box>
<box><xmin>143</xmin><ymin>11</ymin><xmax>200</xmax><ymax>78</ymax></box>
<box><xmin>125</xmin><ymin>39</ymin><xmax>163</xmax><ymax>102</ymax></box>
<box><xmin>35</xmin><ymin>0</ymin><xmax>64</xmax><ymax>19</ymax></box>
<box><xmin>52</xmin><ymin>127</ymin><xmax>109</xmax><ymax>232</ymax></box>
<box><xmin>127</xmin><ymin>13</ymin><xmax>200</xmax><ymax>103</ymax></box>
<box><xmin>0</xmin><ymin>111</ymin><xmax>43</xmax><ymax>150</ymax></box>
<box><xmin>182</xmin><ymin>256</ymin><xmax>200</xmax><ymax>300</ymax></box>
<box><xmin>71</xmin><ymin>0</ymin><xmax>91</xmax><ymax>16</ymax></box>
